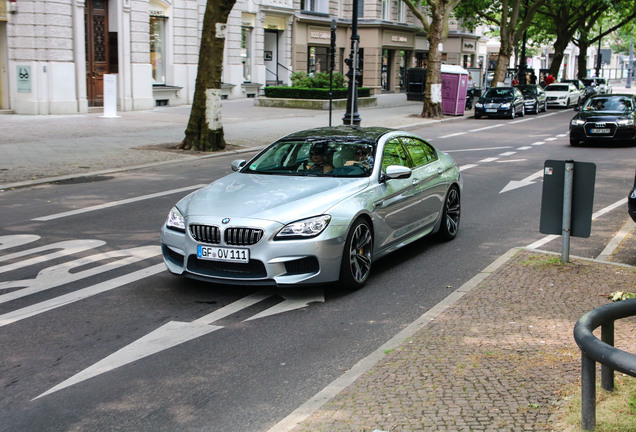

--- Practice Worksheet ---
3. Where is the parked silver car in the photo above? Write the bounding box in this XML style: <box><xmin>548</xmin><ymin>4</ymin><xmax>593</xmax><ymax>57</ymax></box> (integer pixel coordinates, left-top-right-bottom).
<box><xmin>161</xmin><ymin>127</ymin><xmax>463</xmax><ymax>289</ymax></box>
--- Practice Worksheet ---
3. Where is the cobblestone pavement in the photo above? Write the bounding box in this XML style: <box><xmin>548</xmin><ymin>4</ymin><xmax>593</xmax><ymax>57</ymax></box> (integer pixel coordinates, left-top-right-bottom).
<box><xmin>281</xmin><ymin>249</ymin><xmax>636</xmax><ymax>432</ymax></box>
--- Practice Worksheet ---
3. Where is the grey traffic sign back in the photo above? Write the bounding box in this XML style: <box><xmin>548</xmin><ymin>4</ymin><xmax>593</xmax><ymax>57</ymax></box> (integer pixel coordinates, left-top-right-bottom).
<box><xmin>540</xmin><ymin>160</ymin><xmax>596</xmax><ymax>238</ymax></box>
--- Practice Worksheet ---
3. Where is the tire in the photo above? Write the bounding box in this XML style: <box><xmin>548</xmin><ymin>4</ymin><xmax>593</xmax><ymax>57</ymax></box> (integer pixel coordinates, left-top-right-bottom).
<box><xmin>520</xmin><ymin>105</ymin><xmax>525</xmax><ymax>117</ymax></box>
<box><xmin>532</xmin><ymin>102</ymin><xmax>538</xmax><ymax>114</ymax></box>
<box><xmin>566</xmin><ymin>98</ymin><xmax>571</xmax><ymax>108</ymax></box>
<box><xmin>474</xmin><ymin>113</ymin><xmax>481</xmax><ymax>119</ymax></box>
<box><xmin>570</xmin><ymin>137</ymin><xmax>579</xmax><ymax>146</ymax></box>
<box><xmin>339</xmin><ymin>218</ymin><xmax>373</xmax><ymax>289</ymax></box>
<box><xmin>509</xmin><ymin>108</ymin><xmax>515</xmax><ymax>119</ymax></box>
<box><xmin>437</xmin><ymin>186</ymin><xmax>461</xmax><ymax>241</ymax></box>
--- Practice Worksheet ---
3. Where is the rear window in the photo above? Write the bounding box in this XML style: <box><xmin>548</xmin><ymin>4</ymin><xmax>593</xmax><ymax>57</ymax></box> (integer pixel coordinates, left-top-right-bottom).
<box><xmin>546</xmin><ymin>85</ymin><xmax>569</xmax><ymax>92</ymax></box>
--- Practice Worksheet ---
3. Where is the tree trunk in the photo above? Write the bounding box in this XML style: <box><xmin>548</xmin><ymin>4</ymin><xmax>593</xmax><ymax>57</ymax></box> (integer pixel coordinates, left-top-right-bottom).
<box><xmin>577</xmin><ymin>38</ymin><xmax>590</xmax><ymax>80</ymax></box>
<box><xmin>421</xmin><ymin>4</ymin><xmax>444</xmax><ymax>118</ymax></box>
<box><xmin>181</xmin><ymin>0</ymin><xmax>236</xmax><ymax>151</ymax></box>
<box><xmin>492</xmin><ymin>43</ymin><xmax>513</xmax><ymax>87</ymax></box>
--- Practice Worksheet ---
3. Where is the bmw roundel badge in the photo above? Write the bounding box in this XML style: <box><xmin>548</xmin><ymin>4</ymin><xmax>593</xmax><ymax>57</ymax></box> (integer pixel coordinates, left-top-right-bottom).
<box><xmin>222</xmin><ymin>218</ymin><xmax>230</xmax><ymax>224</ymax></box>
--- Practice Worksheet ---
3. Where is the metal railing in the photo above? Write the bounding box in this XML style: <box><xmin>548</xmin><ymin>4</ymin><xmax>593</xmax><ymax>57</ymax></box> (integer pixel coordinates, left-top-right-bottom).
<box><xmin>573</xmin><ymin>298</ymin><xmax>636</xmax><ymax>430</ymax></box>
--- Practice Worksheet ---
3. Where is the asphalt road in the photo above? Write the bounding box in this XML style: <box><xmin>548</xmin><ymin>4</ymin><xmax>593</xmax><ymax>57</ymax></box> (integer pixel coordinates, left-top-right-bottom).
<box><xmin>0</xmin><ymin>107</ymin><xmax>634</xmax><ymax>432</ymax></box>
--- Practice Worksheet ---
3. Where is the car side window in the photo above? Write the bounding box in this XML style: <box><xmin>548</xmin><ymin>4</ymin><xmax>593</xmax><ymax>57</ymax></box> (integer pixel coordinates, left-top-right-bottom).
<box><xmin>400</xmin><ymin>137</ymin><xmax>438</xmax><ymax>168</ymax></box>
<box><xmin>381</xmin><ymin>139</ymin><xmax>410</xmax><ymax>172</ymax></box>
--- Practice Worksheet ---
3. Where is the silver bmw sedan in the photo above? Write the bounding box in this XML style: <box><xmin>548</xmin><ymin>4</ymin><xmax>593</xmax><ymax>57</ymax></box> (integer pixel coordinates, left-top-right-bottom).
<box><xmin>161</xmin><ymin>126</ymin><xmax>462</xmax><ymax>289</ymax></box>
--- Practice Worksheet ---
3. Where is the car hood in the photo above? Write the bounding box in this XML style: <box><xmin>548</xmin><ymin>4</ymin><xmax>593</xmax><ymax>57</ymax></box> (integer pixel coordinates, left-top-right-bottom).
<box><xmin>574</xmin><ymin>111</ymin><xmax>633</xmax><ymax>121</ymax></box>
<box><xmin>480</xmin><ymin>96</ymin><xmax>512</xmax><ymax>104</ymax></box>
<box><xmin>177</xmin><ymin>173</ymin><xmax>369</xmax><ymax>222</ymax></box>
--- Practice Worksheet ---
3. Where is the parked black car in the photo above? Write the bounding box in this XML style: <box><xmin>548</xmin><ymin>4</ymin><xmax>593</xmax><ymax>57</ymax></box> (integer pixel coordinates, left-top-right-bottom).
<box><xmin>629</xmin><ymin>169</ymin><xmax>636</xmax><ymax>223</ymax></box>
<box><xmin>570</xmin><ymin>94</ymin><xmax>636</xmax><ymax>146</ymax></box>
<box><xmin>515</xmin><ymin>84</ymin><xmax>547</xmax><ymax>114</ymax></box>
<box><xmin>474</xmin><ymin>87</ymin><xmax>525</xmax><ymax>119</ymax></box>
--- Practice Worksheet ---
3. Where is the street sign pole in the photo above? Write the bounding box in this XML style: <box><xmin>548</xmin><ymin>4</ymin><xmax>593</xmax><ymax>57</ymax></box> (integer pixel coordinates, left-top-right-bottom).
<box><xmin>561</xmin><ymin>161</ymin><xmax>574</xmax><ymax>262</ymax></box>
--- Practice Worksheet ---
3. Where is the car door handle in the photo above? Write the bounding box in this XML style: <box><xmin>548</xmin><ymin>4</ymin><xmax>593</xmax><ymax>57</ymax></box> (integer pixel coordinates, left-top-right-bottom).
<box><xmin>412</xmin><ymin>178</ymin><xmax>420</xmax><ymax>186</ymax></box>
<box><xmin>437</xmin><ymin>167</ymin><xmax>444</xmax><ymax>175</ymax></box>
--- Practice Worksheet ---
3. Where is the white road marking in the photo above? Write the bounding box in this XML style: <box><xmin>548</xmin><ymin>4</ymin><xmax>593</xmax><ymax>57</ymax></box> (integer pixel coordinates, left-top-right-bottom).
<box><xmin>438</xmin><ymin>132</ymin><xmax>467</xmax><ymax>138</ymax></box>
<box><xmin>499</xmin><ymin>169</ymin><xmax>544</xmax><ymax>194</ymax></box>
<box><xmin>32</xmin><ymin>184</ymin><xmax>207</xmax><ymax>221</ymax></box>
<box><xmin>498</xmin><ymin>151</ymin><xmax>517</xmax><ymax>157</ymax></box>
<box><xmin>444</xmin><ymin>146</ymin><xmax>512</xmax><ymax>153</ymax></box>
<box><xmin>545</xmin><ymin>137</ymin><xmax>558</xmax><ymax>141</ymax></box>
<box><xmin>0</xmin><ymin>235</ymin><xmax>40</xmax><ymax>251</ymax></box>
<box><xmin>0</xmin><ymin>246</ymin><xmax>159</xmax><ymax>304</ymax></box>
<box><xmin>517</xmin><ymin>146</ymin><xmax>532</xmax><ymax>150</ymax></box>
<box><xmin>0</xmin><ymin>239</ymin><xmax>105</xmax><ymax>275</ymax></box>
<box><xmin>469</xmin><ymin>124</ymin><xmax>504</xmax><ymax>132</ymax></box>
<box><xmin>0</xmin><ymin>263</ymin><xmax>165</xmax><ymax>328</ymax></box>
<box><xmin>479</xmin><ymin>157</ymin><xmax>499</xmax><ymax>163</ymax></box>
<box><xmin>531</xmin><ymin>141</ymin><xmax>545</xmax><ymax>145</ymax></box>
<box><xmin>35</xmin><ymin>288</ymin><xmax>325</xmax><ymax>399</ymax></box>
<box><xmin>459</xmin><ymin>164</ymin><xmax>478</xmax><ymax>172</ymax></box>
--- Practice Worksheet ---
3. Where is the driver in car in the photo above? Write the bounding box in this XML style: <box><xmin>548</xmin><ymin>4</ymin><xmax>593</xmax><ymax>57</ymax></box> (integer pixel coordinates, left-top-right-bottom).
<box><xmin>302</xmin><ymin>141</ymin><xmax>334</xmax><ymax>173</ymax></box>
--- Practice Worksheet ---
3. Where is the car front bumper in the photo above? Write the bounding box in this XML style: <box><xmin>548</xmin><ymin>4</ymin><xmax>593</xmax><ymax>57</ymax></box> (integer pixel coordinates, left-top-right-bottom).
<box><xmin>160</xmin><ymin>216</ymin><xmax>350</xmax><ymax>286</ymax></box>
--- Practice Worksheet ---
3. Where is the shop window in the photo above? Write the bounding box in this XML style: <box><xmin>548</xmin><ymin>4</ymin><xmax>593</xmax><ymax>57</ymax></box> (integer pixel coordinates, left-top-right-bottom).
<box><xmin>150</xmin><ymin>15</ymin><xmax>166</xmax><ymax>84</ymax></box>
<box><xmin>242</xmin><ymin>27</ymin><xmax>253</xmax><ymax>82</ymax></box>
<box><xmin>308</xmin><ymin>46</ymin><xmax>329</xmax><ymax>75</ymax></box>
<box><xmin>382</xmin><ymin>49</ymin><xmax>392</xmax><ymax>91</ymax></box>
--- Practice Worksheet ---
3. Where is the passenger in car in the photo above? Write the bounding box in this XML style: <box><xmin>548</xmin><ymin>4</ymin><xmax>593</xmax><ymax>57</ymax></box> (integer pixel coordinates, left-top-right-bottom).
<box><xmin>345</xmin><ymin>145</ymin><xmax>375</xmax><ymax>169</ymax></box>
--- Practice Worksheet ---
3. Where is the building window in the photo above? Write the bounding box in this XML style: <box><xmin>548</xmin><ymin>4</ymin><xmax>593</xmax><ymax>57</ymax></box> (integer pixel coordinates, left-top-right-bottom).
<box><xmin>150</xmin><ymin>15</ymin><xmax>166</xmax><ymax>84</ymax></box>
<box><xmin>382</xmin><ymin>0</ymin><xmax>391</xmax><ymax>20</ymax></box>
<box><xmin>397</xmin><ymin>0</ymin><xmax>405</xmax><ymax>22</ymax></box>
<box><xmin>301</xmin><ymin>0</ymin><xmax>329</xmax><ymax>14</ymax></box>
<box><xmin>242</xmin><ymin>27</ymin><xmax>252</xmax><ymax>82</ymax></box>
<box><xmin>358</xmin><ymin>0</ymin><xmax>364</xmax><ymax>18</ymax></box>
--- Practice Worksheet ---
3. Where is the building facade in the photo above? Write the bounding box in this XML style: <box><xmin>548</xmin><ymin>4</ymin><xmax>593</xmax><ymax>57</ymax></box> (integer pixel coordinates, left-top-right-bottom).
<box><xmin>0</xmin><ymin>0</ymin><xmax>479</xmax><ymax>115</ymax></box>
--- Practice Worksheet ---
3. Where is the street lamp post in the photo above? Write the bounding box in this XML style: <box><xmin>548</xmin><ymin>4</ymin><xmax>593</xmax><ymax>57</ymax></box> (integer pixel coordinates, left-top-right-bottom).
<box><xmin>627</xmin><ymin>36</ymin><xmax>633</xmax><ymax>89</ymax></box>
<box><xmin>342</xmin><ymin>0</ymin><xmax>361</xmax><ymax>126</ymax></box>
<box><xmin>596</xmin><ymin>26</ymin><xmax>602</xmax><ymax>77</ymax></box>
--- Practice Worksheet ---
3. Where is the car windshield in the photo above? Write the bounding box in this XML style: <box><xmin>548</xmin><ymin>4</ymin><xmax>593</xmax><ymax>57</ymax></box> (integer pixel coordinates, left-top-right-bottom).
<box><xmin>546</xmin><ymin>85</ymin><xmax>569</xmax><ymax>92</ymax></box>
<box><xmin>242</xmin><ymin>137</ymin><xmax>376</xmax><ymax>177</ymax></box>
<box><xmin>583</xmin><ymin>96</ymin><xmax>633</xmax><ymax>112</ymax></box>
<box><xmin>581</xmin><ymin>79</ymin><xmax>595</xmax><ymax>87</ymax></box>
<box><xmin>484</xmin><ymin>88</ymin><xmax>512</xmax><ymax>98</ymax></box>
<box><xmin>517</xmin><ymin>86</ymin><xmax>536</xmax><ymax>97</ymax></box>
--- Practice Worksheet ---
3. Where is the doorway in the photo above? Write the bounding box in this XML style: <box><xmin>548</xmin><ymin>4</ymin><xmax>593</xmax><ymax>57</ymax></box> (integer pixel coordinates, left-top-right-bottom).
<box><xmin>85</xmin><ymin>0</ymin><xmax>109</xmax><ymax>107</ymax></box>
<box><xmin>264</xmin><ymin>30</ymin><xmax>279</xmax><ymax>86</ymax></box>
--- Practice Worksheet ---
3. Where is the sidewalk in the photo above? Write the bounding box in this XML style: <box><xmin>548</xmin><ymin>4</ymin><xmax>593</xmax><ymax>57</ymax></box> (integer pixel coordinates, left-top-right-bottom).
<box><xmin>276</xmin><ymin>248</ymin><xmax>636</xmax><ymax>432</ymax></box>
<box><xmin>0</xmin><ymin>93</ymin><xmax>455</xmax><ymax>188</ymax></box>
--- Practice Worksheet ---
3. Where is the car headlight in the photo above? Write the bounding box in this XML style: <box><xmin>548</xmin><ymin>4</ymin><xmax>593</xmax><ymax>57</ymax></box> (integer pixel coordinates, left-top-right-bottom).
<box><xmin>166</xmin><ymin>206</ymin><xmax>186</xmax><ymax>232</ymax></box>
<box><xmin>571</xmin><ymin>119</ymin><xmax>585</xmax><ymax>126</ymax></box>
<box><xmin>500</xmin><ymin>103</ymin><xmax>511</xmax><ymax>109</ymax></box>
<box><xmin>275</xmin><ymin>215</ymin><xmax>331</xmax><ymax>239</ymax></box>
<box><xmin>475</xmin><ymin>102</ymin><xmax>483</xmax><ymax>108</ymax></box>
<box><xmin>559</xmin><ymin>96</ymin><xmax>567</xmax><ymax>100</ymax></box>
<box><xmin>618</xmin><ymin>119</ymin><xmax>634</xmax><ymax>127</ymax></box>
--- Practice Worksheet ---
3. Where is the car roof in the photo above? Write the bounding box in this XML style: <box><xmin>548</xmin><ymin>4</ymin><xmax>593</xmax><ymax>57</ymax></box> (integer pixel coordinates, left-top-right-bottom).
<box><xmin>280</xmin><ymin>126</ymin><xmax>395</xmax><ymax>142</ymax></box>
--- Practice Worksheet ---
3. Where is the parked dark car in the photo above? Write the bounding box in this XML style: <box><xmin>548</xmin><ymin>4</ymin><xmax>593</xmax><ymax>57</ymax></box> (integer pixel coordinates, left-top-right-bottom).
<box><xmin>474</xmin><ymin>87</ymin><xmax>525</xmax><ymax>119</ymax></box>
<box><xmin>515</xmin><ymin>84</ymin><xmax>547</xmax><ymax>114</ymax></box>
<box><xmin>570</xmin><ymin>94</ymin><xmax>636</xmax><ymax>146</ymax></box>
<box><xmin>629</xmin><ymin>169</ymin><xmax>636</xmax><ymax>223</ymax></box>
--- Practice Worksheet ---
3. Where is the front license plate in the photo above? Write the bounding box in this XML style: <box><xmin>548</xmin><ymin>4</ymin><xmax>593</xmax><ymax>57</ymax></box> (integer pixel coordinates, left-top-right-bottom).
<box><xmin>197</xmin><ymin>245</ymin><xmax>249</xmax><ymax>263</ymax></box>
<box><xmin>486</xmin><ymin>109</ymin><xmax>498</xmax><ymax>113</ymax></box>
<box><xmin>591</xmin><ymin>128</ymin><xmax>610</xmax><ymax>134</ymax></box>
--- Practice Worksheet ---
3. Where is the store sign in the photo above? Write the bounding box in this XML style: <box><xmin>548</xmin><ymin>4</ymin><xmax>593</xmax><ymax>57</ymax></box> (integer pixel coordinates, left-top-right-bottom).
<box><xmin>309</xmin><ymin>27</ymin><xmax>331</xmax><ymax>43</ymax></box>
<box><xmin>462</xmin><ymin>39</ymin><xmax>476</xmax><ymax>52</ymax></box>
<box><xmin>260</xmin><ymin>0</ymin><xmax>293</xmax><ymax>9</ymax></box>
<box><xmin>264</xmin><ymin>15</ymin><xmax>286</xmax><ymax>30</ymax></box>
<box><xmin>383</xmin><ymin>31</ymin><xmax>412</xmax><ymax>47</ymax></box>
<box><xmin>391</xmin><ymin>35</ymin><xmax>408</xmax><ymax>43</ymax></box>
<box><xmin>17</xmin><ymin>66</ymin><xmax>31</xmax><ymax>93</ymax></box>
<box><xmin>149</xmin><ymin>0</ymin><xmax>169</xmax><ymax>17</ymax></box>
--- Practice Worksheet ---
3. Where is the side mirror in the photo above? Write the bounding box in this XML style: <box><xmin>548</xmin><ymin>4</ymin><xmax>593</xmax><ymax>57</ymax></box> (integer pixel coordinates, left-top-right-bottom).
<box><xmin>381</xmin><ymin>165</ymin><xmax>412</xmax><ymax>182</ymax></box>
<box><xmin>231</xmin><ymin>160</ymin><xmax>247</xmax><ymax>172</ymax></box>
